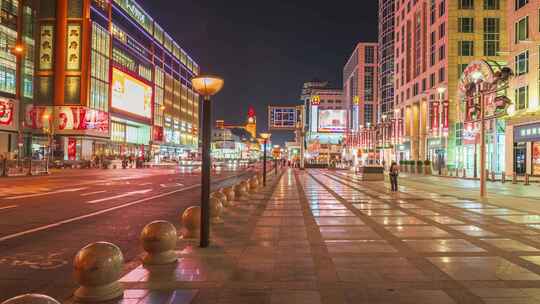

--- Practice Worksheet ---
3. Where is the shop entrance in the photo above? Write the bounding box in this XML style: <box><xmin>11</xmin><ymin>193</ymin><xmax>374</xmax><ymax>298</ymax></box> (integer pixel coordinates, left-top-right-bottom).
<box><xmin>514</xmin><ymin>143</ymin><xmax>526</xmax><ymax>175</ymax></box>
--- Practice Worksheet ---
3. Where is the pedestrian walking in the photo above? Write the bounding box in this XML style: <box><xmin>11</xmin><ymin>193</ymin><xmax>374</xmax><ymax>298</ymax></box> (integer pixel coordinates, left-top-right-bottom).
<box><xmin>389</xmin><ymin>161</ymin><xmax>399</xmax><ymax>192</ymax></box>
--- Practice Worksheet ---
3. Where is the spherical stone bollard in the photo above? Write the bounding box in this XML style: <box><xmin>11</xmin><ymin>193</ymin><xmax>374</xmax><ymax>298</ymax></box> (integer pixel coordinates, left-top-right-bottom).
<box><xmin>180</xmin><ymin>206</ymin><xmax>201</xmax><ymax>239</ymax></box>
<box><xmin>140</xmin><ymin>220</ymin><xmax>177</xmax><ymax>265</ymax></box>
<box><xmin>249</xmin><ymin>178</ymin><xmax>259</xmax><ymax>193</ymax></box>
<box><xmin>212</xmin><ymin>190</ymin><xmax>229</xmax><ymax>207</ymax></box>
<box><xmin>234</xmin><ymin>183</ymin><xmax>248</xmax><ymax>199</ymax></box>
<box><xmin>1</xmin><ymin>294</ymin><xmax>61</xmax><ymax>304</ymax></box>
<box><xmin>223</xmin><ymin>186</ymin><xmax>236</xmax><ymax>202</ymax></box>
<box><xmin>73</xmin><ymin>242</ymin><xmax>124</xmax><ymax>302</ymax></box>
<box><xmin>210</xmin><ymin>197</ymin><xmax>224</xmax><ymax>224</ymax></box>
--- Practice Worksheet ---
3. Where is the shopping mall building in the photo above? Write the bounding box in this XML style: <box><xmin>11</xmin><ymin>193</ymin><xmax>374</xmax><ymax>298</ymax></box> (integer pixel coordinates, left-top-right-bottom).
<box><xmin>1</xmin><ymin>0</ymin><xmax>200</xmax><ymax>161</ymax></box>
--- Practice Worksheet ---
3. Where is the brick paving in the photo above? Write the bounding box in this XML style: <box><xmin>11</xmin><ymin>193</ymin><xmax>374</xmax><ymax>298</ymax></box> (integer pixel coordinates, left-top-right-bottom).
<box><xmin>81</xmin><ymin>169</ymin><xmax>540</xmax><ymax>304</ymax></box>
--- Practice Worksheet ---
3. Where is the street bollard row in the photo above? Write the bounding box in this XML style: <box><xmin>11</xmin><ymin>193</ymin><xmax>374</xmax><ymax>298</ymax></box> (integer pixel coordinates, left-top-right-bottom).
<box><xmin>2</xmin><ymin>170</ymin><xmax>282</xmax><ymax>304</ymax></box>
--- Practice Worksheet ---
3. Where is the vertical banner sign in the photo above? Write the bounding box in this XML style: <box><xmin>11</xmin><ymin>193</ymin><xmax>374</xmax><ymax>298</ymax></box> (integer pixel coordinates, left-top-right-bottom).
<box><xmin>68</xmin><ymin>138</ymin><xmax>77</xmax><ymax>160</ymax></box>
<box><xmin>39</xmin><ymin>25</ymin><xmax>54</xmax><ymax>70</ymax></box>
<box><xmin>443</xmin><ymin>101</ymin><xmax>449</xmax><ymax>130</ymax></box>
<box><xmin>432</xmin><ymin>102</ymin><xmax>439</xmax><ymax>131</ymax></box>
<box><xmin>66</xmin><ymin>24</ymin><xmax>81</xmax><ymax>70</ymax></box>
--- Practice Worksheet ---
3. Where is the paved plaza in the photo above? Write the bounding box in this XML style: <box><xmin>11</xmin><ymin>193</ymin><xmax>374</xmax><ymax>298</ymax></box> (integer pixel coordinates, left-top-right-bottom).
<box><xmin>75</xmin><ymin>168</ymin><xmax>540</xmax><ymax>304</ymax></box>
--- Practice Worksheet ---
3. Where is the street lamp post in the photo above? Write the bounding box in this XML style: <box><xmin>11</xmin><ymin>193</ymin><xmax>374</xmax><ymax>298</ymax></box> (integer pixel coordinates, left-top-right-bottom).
<box><xmin>191</xmin><ymin>75</ymin><xmax>224</xmax><ymax>248</ymax></box>
<box><xmin>260</xmin><ymin>133</ymin><xmax>271</xmax><ymax>186</ymax></box>
<box><xmin>437</xmin><ymin>87</ymin><xmax>447</xmax><ymax>176</ymax></box>
<box><xmin>469</xmin><ymin>67</ymin><xmax>513</xmax><ymax>198</ymax></box>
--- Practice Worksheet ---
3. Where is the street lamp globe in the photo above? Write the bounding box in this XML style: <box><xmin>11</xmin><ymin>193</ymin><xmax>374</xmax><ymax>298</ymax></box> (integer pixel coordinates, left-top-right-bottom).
<box><xmin>437</xmin><ymin>86</ymin><xmax>447</xmax><ymax>94</ymax></box>
<box><xmin>260</xmin><ymin>133</ymin><xmax>271</xmax><ymax>140</ymax></box>
<box><xmin>191</xmin><ymin>75</ymin><xmax>224</xmax><ymax>97</ymax></box>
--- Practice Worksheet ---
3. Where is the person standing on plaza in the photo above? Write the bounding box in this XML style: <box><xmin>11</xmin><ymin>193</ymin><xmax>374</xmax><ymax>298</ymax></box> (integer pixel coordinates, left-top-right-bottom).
<box><xmin>389</xmin><ymin>161</ymin><xmax>399</xmax><ymax>192</ymax></box>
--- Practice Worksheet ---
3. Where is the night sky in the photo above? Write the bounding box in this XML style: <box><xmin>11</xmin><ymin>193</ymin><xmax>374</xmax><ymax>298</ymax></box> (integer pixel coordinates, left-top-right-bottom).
<box><xmin>140</xmin><ymin>0</ymin><xmax>378</xmax><ymax>145</ymax></box>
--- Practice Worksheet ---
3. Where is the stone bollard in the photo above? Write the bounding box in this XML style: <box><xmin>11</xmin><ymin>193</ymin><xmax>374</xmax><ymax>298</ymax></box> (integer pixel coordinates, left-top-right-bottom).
<box><xmin>1</xmin><ymin>294</ymin><xmax>61</xmax><ymax>304</ymax></box>
<box><xmin>212</xmin><ymin>190</ymin><xmax>229</xmax><ymax>207</ymax></box>
<box><xmin>501</xmin><ymin>172</ymin><xmax>506</xmax><ymax>183</ymax></box>
<box><xmin>462</xmin><ymin>168</ymin><xmax>467</xmax><ymax>179</ymax></box>
<box><xmin>234</xmin><ymin>183</ymin><xmax>247</xmax><ymax>199</ymax></box>
<box><xmin>140</xmin><ymin>221</ymin><xmax>177</xmax><ymax>265</ymax></box>
<box><xmin>210</xmin><ymin>197</ymin><xmax>224</xmax><ymax>224</ymax></box>
<box><xmin>485</xmin><ymin>170</ymin><xmax>490</xmax><ymax>181</ymax></box>
<box><xmin>223</xmin><ymin>186</ymin><xmax>235</xmax><ymax>202</ymax></box>
<box><xmin>512</xmin><ymin>174</ymin><xmax>517</xmax><ymax>184</ymax></box>
<box><xmin>73</xmin><ymin>242</ymin><xmax>124</xmax><ymax>302</ymax></box>
<box><xmin>525</xmin><ymin>174</ymin><xmax>530</xmax><ymax>186</ymax></box>
<box><xmin>491</xmin><ymin>171</ymin><xmax>496</xmax><ymax>182</ymax></box>
<box><xmin>249</xmin><ymin>177</ymin><xmax>259</xmax><ymax>193</ymax></box>
<box><xmin>180</xmin><ymin>206</ymin><xmax>201</xmax><ymax>239</ymax></box>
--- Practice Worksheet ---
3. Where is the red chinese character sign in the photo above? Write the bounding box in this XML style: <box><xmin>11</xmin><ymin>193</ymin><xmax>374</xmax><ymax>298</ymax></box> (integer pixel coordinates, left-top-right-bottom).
<box><xmin>0</xmin><ymin>98</ymin><xmax>17</xmax><ymax>131</ymax></box>
<box><xmin>25</xmin><ymin>105</ymin><xmax>109</xmax><ymax>137</ymax></box>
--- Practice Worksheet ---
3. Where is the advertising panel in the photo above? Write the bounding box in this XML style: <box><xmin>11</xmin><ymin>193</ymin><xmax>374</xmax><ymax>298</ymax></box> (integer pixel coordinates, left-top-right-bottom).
<box><xmin>268</xmin><ymin>106</ymin><xmax>297</xmax><ymax>130</ymax></box>
<box><xmin>533</xmin><ymin>142</ymin><xmax>540</xmax><ymax>175</ymax></box>
<box><xmin>0</xmin><ymin>98</ymin><xmax>18</xmax><ymax>131</ymax></box>
<box><xmin>25</xmin><ymin>105</ymin><xmax>109</xmax><ymax>137</ymax></box>
<box><xmin>111</xmin><ymin>68</ymin><xmax>153</xmax><ymax>119</ymax></box>
<box><xmin>56</xmin><ymin>106</ymin><xmax>109</xmax><ymax>136</ymax></box>
<box><xmin>318</xmin><ymin>109</ymin><xmax>347</xmax><ymax>133</ymax></box>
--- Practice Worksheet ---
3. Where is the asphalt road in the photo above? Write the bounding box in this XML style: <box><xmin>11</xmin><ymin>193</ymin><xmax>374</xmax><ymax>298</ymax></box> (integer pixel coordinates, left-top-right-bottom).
<box><xmin>0</xmin><ymin>167</ymin><xmax>253</xmax><ymax>301</ymax></box>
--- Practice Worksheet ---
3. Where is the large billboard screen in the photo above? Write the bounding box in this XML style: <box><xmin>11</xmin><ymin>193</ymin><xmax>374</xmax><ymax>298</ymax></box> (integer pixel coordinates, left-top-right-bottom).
<box><xmin>318</xmin><ymin>109</ymin><xmax>346</xmax><ymax>133</ymax></box>
<box><xmin>268</xmin><ymin>106</ymin><xmax>297</xmax><ymax>130</ymax></box>
<box><xmin>112</xmin><ymin>68</ymin><xmax>152</xmax><ymax>119</ymax></box>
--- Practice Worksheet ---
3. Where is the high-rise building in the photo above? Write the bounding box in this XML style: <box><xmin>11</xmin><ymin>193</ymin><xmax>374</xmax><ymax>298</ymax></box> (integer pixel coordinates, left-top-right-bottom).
<box><xmin>378</xmin><ymin>0</ymin><xmax>395</xmax><ymax>119</ymax></box>
<box><xmin>505</xmin><ymin>0</ymin><xmax>540</xmax><ymax>176</ymax></box>
<box><xmin>25</xmin><ymin>0</ymin><xmax>200</xmax><ymax>162</ymax></box>
<box><xmin>0</xmin><ymin>0</ymin><xmax>37</xmax><ymax>157</ymax></box>
<box><xmin>343</xmin><ymin>43</ymin><xmax>379</xmax><ymax>132</ymax></box>
<box><xmin>393</xmin><ymin>0</ymin><xmax>508</xmax><ymax>172</ymax></box>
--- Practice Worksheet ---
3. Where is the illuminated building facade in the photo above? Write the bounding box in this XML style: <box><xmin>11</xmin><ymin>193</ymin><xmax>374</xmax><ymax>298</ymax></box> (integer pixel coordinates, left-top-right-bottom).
<box><xmin>505</xmin><ymin>0</ymin><xmax>540</xmax><ymax>176</ymax></box>
<box><xmin>379</xmin><ymin>0</ymin><xmax>395</xmax><ymax>119</ymax></box>
<box><xmin>343</xmin><ymin>42</ymin><xmax>378</xmax><ymax>131</ymax></box>
<box><xmin>26</xmin><ymin>0</ymin><xmax>200</xmax><ymax>162</ymax></box>
<box><xmin>0</xmin><ymin>0</ymin><xmax>37</xmax><ymax>157</ymax></box>
<box><xmin>299</xmin><ymin>80</ymin><xmax>344</xmax><ymax>163</ymax></box>
<box><xmin>393</xmin><ymin>0</ymin><xmax>507</xmax><ymax>173</ymax></box>
<box><xmin>342</xmin><ymin>43</ymin><xmax>380</xmax><ymax>164</ymax></box>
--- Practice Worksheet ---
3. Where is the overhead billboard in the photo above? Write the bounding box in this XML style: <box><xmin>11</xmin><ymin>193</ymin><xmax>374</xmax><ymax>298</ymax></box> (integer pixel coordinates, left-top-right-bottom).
<box><xmin>111</xmin><ymin>68</ymin><xmax>153</xmax><ymax>119</ymax></box>
<box><xmin>318</xmin><ymin>109</ymin><xmax>346</xmax><ymax>133</ymax></box>
<box><xmin>268</xmin><ymin>106</ymin><xmax>298</xmax><ymax>131</ymax></box>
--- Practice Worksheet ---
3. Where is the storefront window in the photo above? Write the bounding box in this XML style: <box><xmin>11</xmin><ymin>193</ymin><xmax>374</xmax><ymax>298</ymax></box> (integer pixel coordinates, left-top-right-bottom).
<box><xmin>90</xmin><ymin>22</ymin><xmax>110</xmax><ymax>111</ymax></box>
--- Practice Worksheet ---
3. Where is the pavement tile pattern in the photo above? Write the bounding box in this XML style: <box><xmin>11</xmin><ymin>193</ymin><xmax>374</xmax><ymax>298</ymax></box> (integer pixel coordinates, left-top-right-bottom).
<box><xmin>100</xmin><ymin>169</ymin><xmax>540</xmax><ymax>303</ymax></box>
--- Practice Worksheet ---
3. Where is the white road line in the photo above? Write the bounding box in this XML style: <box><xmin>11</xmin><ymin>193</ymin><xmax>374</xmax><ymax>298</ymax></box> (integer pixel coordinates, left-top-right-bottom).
<box><xmin>0</xmin><ymin>205</ymin><xmax>17</xmax><ymax>211</ymax></box>
<box><xmin>0</xmin><ymin>184</ymin><xmax>200</xmax><ymax>243</ymax></box>
<box><xmin>80</xmin><ymin>190</ymin><xmax>107</xmax><ymax>197</ymax></box>
<box><xmin>5</xmin><ymin>188</ymin><xmax>89</xmax><ymax>200</ymax></box>
<box><xmin>86</xmin><ymin>189</ymin><xmax>152</xmax><ymax>204</ymax></box>
<box><xmin>0</xmin><ymin>172</ymin><xmax>248</xmax><ymax>243</ymax></box>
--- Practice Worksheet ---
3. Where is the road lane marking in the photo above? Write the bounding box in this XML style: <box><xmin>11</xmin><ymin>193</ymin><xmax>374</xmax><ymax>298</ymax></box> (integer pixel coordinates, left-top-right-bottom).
<box><xmin>0</xmin><ymin>205</ymin><xmax>17</xmax><ymax>211</ymax></box>
<box><xmin>160</xmin><ymin>183</ymin><xmax>184</xmax><ymax>188</ymax></box>
<box><xmin>5</xmin><ymin>188</ymin><xmax>89</xmax><ymax>200</ymax></box>
<box><xmin>80</xmin><ymin>190</ymin><xmax>107</xmax><ymax>197</ymax></box>
<box><xmin>139</xmin><ymin>182</ymin><xmax>152</xmax><ymax>186</ymax></box>
<box><xmin>0</xmin><ymin>172</ymin><xmax>249</xmax><ymax>243</ymax></box>
<box><xmin>86</xmin><ymin>189</ymin><xmax>152</xmax><ymax>204</ymax></box>
<box><xmin>0</xmin><ymin>184</ymin><xmax>200</xmax><ymax>243</ymax></box>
